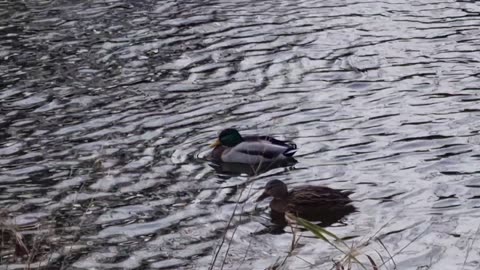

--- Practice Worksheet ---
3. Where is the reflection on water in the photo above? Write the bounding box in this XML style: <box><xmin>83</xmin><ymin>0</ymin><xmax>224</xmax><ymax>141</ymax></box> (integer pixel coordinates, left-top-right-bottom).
<box><xmin>2</xmin><ymin>0</ymin><xmax>480</xmax><ymax>269</ymax></box>
<box><xmin>208</xmin><ymin>159</ymin><xmax>297</xmax><ymax>178</ymax></box>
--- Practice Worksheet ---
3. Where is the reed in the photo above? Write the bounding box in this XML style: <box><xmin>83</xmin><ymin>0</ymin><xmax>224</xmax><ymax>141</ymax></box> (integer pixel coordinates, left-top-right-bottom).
<box><xmin>292</xmin><ymin>215</ymin><xmax>379</xmax><ymax>270</ymax></box>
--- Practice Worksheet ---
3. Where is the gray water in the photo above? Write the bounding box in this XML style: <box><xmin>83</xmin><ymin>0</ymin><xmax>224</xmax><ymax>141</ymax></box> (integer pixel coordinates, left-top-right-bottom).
<box><xmin>1</xmin><ymin>0</ymin><xmax>480</xmax><ymax>269</ymax></box>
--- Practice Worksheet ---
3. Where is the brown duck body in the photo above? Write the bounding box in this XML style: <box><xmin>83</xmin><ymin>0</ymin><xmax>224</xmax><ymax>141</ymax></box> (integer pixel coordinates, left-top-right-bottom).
<box><xmin>270</xmin><ymin>185</ymin><xmax>354</xmax><ymax>221</ymax></box>
<box><xmin>257</xmin><ymin>180</ymin><xmax>355</xmax><ymax>225</ymax></box>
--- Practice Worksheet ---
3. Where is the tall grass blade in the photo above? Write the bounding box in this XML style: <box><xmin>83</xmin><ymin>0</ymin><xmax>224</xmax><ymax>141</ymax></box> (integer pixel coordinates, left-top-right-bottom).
<box><xmin>294</xmin><ymin>216</ymin><xmax>370</xmax><ymax>270</ymax></box>
<box><xmin>366</xmin><ymin>255</ymin><xmax>378</xmax><ymax>270</ymax></box>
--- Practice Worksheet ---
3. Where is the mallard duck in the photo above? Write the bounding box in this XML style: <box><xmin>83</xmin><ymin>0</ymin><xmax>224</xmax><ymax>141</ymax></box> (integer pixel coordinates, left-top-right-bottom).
<box><xmin>209</xmin><ymin>128</ymin><xmax>297</xmax><ymax>164</ymax></box>
<box><xmin>256</xmin><ymin>180</ymin><xmax>355</xmax><ymax>223</ymax></box>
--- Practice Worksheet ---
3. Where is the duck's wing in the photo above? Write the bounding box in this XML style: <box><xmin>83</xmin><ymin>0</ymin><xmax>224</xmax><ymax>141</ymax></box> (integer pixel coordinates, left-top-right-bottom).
<box><xmin>258</xmin><ymin>136</ymin><xmax>297</xmax><ymax>156</ymax></box>
<box><xmin>220</xmin><ymin>144</ymin><xmax>275</xmax><ymax>163</ymax></box>
<box><xmin>233</xmin><ymin>141</ymin><xmax>293</xmax><ymax>159</ymax></box>
<box><xmin>242</xmin><ymin>136</ymin><xmax>297</xmax><ymax>157</ymax></box>
<box><xmin>286</xmin><ymin>186</ymin><xmax>355</xmax><ymax>222</ymax></box>
<box><xmin>288</xmin><ymin>186</ymin><xmax>353</xmax><ymax>207</ymax></box>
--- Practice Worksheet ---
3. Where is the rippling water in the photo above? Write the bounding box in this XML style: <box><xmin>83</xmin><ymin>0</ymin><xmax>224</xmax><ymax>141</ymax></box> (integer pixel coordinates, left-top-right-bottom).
<box><xmin>2</xmin><ymin>0</ymin><xmax>480</xmax><ymax>269</ymax></box>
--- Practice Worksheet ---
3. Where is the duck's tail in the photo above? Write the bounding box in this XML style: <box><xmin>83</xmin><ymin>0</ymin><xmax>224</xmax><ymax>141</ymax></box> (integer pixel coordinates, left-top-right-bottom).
<box><xmin>257</xmin><ymin>136</ymin><xmax>298</xmax><ymax>157</ymax></box>
<box><xmin>283</xmin><ymin>143</ymin><xmax>297</xmax><ymax>157</ymax></box>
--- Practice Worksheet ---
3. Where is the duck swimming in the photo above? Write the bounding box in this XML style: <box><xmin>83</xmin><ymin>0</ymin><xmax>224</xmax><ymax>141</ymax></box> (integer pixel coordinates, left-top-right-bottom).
<box><xmin>209</xmin><ymin>128</ymin><xmax>297</xmax><ymax>164</ymax></box>
<box><xmin>256</xmin><ymin>180</ymin><xmax>355</xmax><ymax>223</ymax></box>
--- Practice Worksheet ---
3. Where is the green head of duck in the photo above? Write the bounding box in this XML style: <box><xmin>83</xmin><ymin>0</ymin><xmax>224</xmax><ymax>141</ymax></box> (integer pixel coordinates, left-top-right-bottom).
<box><xmin>219</xmin><ymin>128</ymin><xmax>243</xmax><ymax>147</ymax></box>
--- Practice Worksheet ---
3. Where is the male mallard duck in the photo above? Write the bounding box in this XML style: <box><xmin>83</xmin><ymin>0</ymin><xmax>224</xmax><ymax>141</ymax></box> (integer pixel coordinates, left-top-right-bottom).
<box><xmin>209</xmin><ymin>128</ymin><xmax>297</xmax><ymax>164</ymax></box>
<box><xmin>256</xmin><ymin>180</ymin><xmax>355</xmax><ymax>222</ymax></box>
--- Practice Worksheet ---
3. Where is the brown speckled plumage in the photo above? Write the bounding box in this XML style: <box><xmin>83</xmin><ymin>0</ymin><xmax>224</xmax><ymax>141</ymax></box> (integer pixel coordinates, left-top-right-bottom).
<box><xmin>257</xmin><ymin>180</ymin><xmax>355</xmax><ymax>222</ymax></box>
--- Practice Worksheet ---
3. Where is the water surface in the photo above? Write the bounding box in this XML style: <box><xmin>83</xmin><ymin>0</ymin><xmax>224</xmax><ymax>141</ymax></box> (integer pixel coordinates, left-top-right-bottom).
<box><xmin>1</xmin><ymin>0</ymin><xmax>480</xmax><ymax>269</ymax></box>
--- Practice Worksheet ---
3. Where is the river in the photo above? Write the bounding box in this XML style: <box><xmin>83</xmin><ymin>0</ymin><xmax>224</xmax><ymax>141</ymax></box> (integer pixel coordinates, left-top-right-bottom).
<box><xmin>1</xmin><ymin>0</ymin><xmax>480</xmax><ymax>269</ymax></box>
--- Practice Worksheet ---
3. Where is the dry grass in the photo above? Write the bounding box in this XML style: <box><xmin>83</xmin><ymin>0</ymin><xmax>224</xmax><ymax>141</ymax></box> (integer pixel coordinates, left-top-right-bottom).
<box><xmin>0</xmin><ymin>197</ymin><xmax>96</xmax><ymax>270</ymax></box>
<box><xmin>263</xmin><ymin>213</ymin><xmax>438</xmax><ymax>270</ymax></box>
<box><xmin>0</xmin><ymin>209</ymin><xmax>58</xmax><ymax>269</ymax></box>
<box><xmin>0</xmin><ymin>210</ymin><xmax>30</xmax><ymax>261</ymax></box>
<box><xmin>209</xmin><ymin>157</ymin><xmax>285</xmax><ymax>270</ymax></box>
<box><xmin>289</xmin><ymin>214</ymin><xmax>378</xmax><ymax>270</ymax></box>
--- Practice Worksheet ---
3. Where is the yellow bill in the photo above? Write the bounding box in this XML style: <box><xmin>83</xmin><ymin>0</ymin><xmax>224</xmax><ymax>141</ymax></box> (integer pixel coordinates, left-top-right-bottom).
<box><xmin>210</xmin><ymin>139</ymin><xmax>221</xmax><ymax>148</ymax></box>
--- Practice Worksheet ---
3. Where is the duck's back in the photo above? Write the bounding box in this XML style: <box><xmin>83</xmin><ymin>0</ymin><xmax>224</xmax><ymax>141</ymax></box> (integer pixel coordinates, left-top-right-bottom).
<box><xmin>239</xmin><ymin>136</ymin><xmax>297</xmax><ymax>156</ymax></box>
<box><xmin>286</xmin><ymin>185</ymin><xmax>355</xmax><ymax>222</ymax></box>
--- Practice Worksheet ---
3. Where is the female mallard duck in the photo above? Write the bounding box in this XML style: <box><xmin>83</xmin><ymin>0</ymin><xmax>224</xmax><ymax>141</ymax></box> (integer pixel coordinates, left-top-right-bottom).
<box><xmin>256</xmin><ymin>180</ymin><xmax>355</xmax><ymax>223</ymax></box>
<box><xmin>209</xmin><ymin>128</ymin><xmax>297</xmax><ymax>164</ymax></box>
